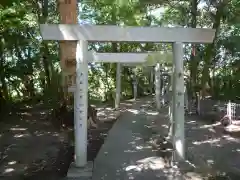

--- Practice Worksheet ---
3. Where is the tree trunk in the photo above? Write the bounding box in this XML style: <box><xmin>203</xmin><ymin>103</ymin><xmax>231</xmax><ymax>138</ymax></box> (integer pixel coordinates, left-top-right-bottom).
<box><xmin>188</xmin><ymin>0</ymin><xmax>198</xmax><ymax>98</ymax></box>
<box><xmin>42</xmin><ymin>45</ymin><xmax>51</xmax><ymax>89</ymax></box>
<box><xmin>201</xmin><ymin>1</ymin><xmax>228</xmax><ymax>97</ymax></box>
<box><xmin>0</xmin><ymin>56</ymin><xmax>9</xmax><ymax>100</ymax></box>
<box><xmin>27</xmin><ymin>44</ymin><xmax>35</xmax><ymax>97</ymax></box>
<box><xmin>37</xmin><ymin>0</ymin><xmax>52</xmax><ymax>89</ymax></box>
<box><xmin>0</xmin><ymin>75</ymin><xmax>8</xmax><ymax>101</ymax></box>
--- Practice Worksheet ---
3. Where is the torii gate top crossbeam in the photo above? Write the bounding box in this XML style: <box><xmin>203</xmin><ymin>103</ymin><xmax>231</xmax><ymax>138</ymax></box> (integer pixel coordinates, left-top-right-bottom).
<box><xmin>40</xmin><ymin>24</ymin><xmax>215</xmax><ymax>43</ymax></box>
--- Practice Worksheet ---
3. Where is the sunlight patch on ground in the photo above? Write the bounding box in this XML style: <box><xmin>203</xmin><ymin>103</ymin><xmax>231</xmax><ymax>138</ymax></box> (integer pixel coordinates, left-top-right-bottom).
<box><xmin>120</xmin><ymin>102</ymin><xmax>132</xmax><ymax>106</ymax></box>
<box><xmin>222</xmin><ymin>135</ymin><xmax>240</xmax><ymax>143</ymax></box>
<box><xmin>225</xmin><ymin>124</ymin><xmax>240</xmax><ymax>132</ymax></box>
<box><xmin>192</xmin><ymin>138</ymin><xmax>221</xmax><ymax>145</ymax></box>
<box><xmin>187</xmin><ymin>120</ymin><xmax>196</xmax><ymax>124</ymax></box>
<box><xmin>161</xmin><ymin>124</ymin><xmax>168</xmax><ymax>129</ymax></box>
<box><xmin>135</xmin><ymin>145</ymin><xmax>152</xmax><ymax>150</ymax></box>
<box><xmin>8</xmin><ymin>161</ymin><xmax>17</xmax><ymax>165</ymax></box>
<box><xmin>207</xmin><ymin>159</ymin><xmax>215</xmax><ymax>165</ymax></box>
<box><xmin>14</xmin><ymin>133</ymin><xmax>30</xmax><ymax>138</ymax></box>
<box><xmin>19</xmin><ymin>112</ymin><xmax>32</xmax><ymax>116</ymax></box>
<box><xmin>127</xmin><ymin>109</ymin><xmax>139</xmax><ymax>114</ymax></box>
<box><xmin>198</xmin><ymin>122</ymin><xmax>221</xmax><ymax>129</ymax></box>
<box><xmin>145</xmin><ymin>111</ymin><xmax>158</xmax><ymax>116</ymax></box>
<box><xmin>125</xmin><ymin>157</ymin><xmax>165</xmax><ymax>172</ymax></box>
<box><xmin>10</xmin><ymin>128</ymin><xmax>28</xmax><ymax>131</ymax></box>
<box><xmin>124</xmin><ymin>150</ymin><xmax>137</xmax><ymax>153</ymax></box>
<box><xmin>4</xmin><ymin>168</ymin><xmax>15</xmax><ymax>174</ymax></box>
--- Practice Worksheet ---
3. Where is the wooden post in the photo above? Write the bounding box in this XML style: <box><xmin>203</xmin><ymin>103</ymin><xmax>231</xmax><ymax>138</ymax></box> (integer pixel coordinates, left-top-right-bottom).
<box><xmin>168</xmin><ymin>73</ymin><xmax>174</xmax><ymax>139</ymax></box>
<box><xmin>75</xmin><ymin>40</ymin><xmax>88</xmax><ymax>167</ymax></box>
<box><xmin>150</xmin><ymin>67</ymin><xmax>154</xmax><ymax>94</ymax></box>
<box><xmin>161</xmin><ymin>77</ymin><xmax>165</xmax><ymax>105</ymax></box>
<box><xmin>227</xmin><ymin>101</ymin><xmax>232</xmax><ymax>121</ymax></box>
<box><xmin>197</xmin><ymin>92</ymin><xmax>201</xmax><ymax>115</ymax></box>
<box><xmin>184</xmin><ymin>85</ymin><xmax>188</xmax><ymax>112</ymax></box>
<box><xmin>133</xmin><ymin>75</ymin><xmax>137</xmax><ymax>100</ymax></box>
<box><xmin>172</xmin><ymin>42</ymin><xmax>185</xmax><ymax>161</ymax></box>
<box><xmin>155</xmin><ymin>63</ymin><xmax>161</xmax><ymax>110</ymax></box>
<box><xmin>115</xmin><ymin>63</ymin><xmax>121</xmax><ymax>109</ymax></box>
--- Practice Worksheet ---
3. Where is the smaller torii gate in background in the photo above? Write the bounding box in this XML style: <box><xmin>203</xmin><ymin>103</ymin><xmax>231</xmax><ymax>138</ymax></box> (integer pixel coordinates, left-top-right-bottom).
<box><xmin>40</xmin><ymin>24</ymin><xmax>215</xmax><ymax>168</ymax></box>
<box><xmin>120</xmin><ymin>51</ymin><xmax>173</xmax><ymax>108</ymax></box>
<box><xmin>66</xmin><ymin>52</ymin><xmax>168</xmax><ymax>109</ymax></box>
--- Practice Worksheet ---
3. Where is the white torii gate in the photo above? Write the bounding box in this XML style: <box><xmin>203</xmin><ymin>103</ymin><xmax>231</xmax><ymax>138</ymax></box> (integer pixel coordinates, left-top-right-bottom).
<box><xmin>67</xmin><ymin>52</ymin><xmax>151</xmax><ymax>92</ymax></box>
<box><xmin>67</xmin><ymin>51</ymin><xmax>168</xmax><ymax>109</ymax></box>
<box><xmin>121</xmin><ymin>52</ymin><xmax>172</xmax><ymax>107</ymax></box>
<box><xmin>40</xmin><ymin>24</ymin><xmax>215</xmax><ymax>167</ymax></box>
<box><xmin>121</xmin><ymin>64</ymin><xmax>157</xmax><ymax>102</ymax></box>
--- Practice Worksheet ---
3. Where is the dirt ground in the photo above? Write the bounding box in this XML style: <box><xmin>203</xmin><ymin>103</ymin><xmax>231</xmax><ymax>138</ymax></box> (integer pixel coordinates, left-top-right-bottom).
<box><xmin>0</xmin><ymin>102</ymin><xmax>119</xmax><ymax>180</ymax></box>
<box><xmin>152</xmin><ymin>105</ymin><xmax>240</xmax><ymax>180</ymax></box>
<box><xmin>185</xmin><ymin>115</ymin><xmax>240</xmax><ymax>179</ymax></box>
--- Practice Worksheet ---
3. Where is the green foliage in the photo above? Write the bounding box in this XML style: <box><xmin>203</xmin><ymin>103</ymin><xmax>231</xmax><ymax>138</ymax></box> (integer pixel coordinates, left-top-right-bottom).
<box><xmin>0</xmin><ymin>0</ymin><xmax>239</xmax><ymax>115</ymax></box>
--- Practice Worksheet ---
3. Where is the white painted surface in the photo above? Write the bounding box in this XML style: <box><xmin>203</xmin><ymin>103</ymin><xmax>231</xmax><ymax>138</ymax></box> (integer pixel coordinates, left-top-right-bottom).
<box><xmin>184</xmin><ymin>85</ymin><xmax>188</xmax><ymax>111</ymax></box>
<box><xmin>197</xmin><ymin>93</ymin><xmax>200</xmax><ymax>115</ymax></box>
<box><xmin>74</xmin><ymin>40</ymin><xmax>88</xmax><ymax>167</ymax></box>
<box><xmin>123</xmin><ymin>52</ymin><xmax>172</xmax><ymax>67</ymax></box>
<box><xmin>161</xmin><ymin>80</ymin><xmax>165</xmax><ymax>105</ymax></box>
<box><xmin>168</xmin><ymin>73</ymin><xmax>174</xmax><ymax>139</ymax></box>
<box><xmin>115</xmin><ymin>63</ymin><xmax>121</xmax><ymax>109</ymax></box>
<box><xmin>66</xmin><ymin>51</ymin><xmax>170</xmax><ymax>64</ymax></box>
<box><xmin>133</xmin><ymin>72</ymin><xmax>138</xmax><ymax>100</ymax></box>
<box><xmin>227</xmin><ymin>101</ymin><xmax>232</xmax><ymax>120</ymax></box>
<box><xmin>133</xmin><ymin>82</ymin><xmax>137</xmax><ymax>100</ymax></box>
<box><xmin>172</xmin><ymin>42</ymin><xmax>185</xmax><ymax>161</ymax></box>
<box><xmin>90</xmin><ymin>52</ymin><xmax>149</xmax><ymax>63</ymax></box>
<box><xmin>155</xmin><ymin>63</ymin><xmax>161</xmax><ymax>110</ymax></box>
<box><xmin>40</xmin><ymin>24</ymin><xmax>216</xmax><ymax>43</ymax></box>
<box><xmin>150</xmin><ymin>67</ymin><xmax>154</xmax><ymax>94</ymax></box>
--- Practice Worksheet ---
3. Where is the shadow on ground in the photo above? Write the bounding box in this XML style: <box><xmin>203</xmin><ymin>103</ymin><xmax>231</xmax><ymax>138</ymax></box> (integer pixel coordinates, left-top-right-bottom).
<box><xmin>185</xmin><ymin>114</ymin><xmax>240</xmax><ymax>179</ymax></box>
<box><xmin>93</xmin><ymin>98</ymin><xmax>240</xmax><ymax>180</ymax></box>
<box><xmin>92</xmin><ymin>97</ymin><xmax>186</xmax><ymax>180</ymax></box>
<box><xmin>0</xmin><ymin>102</ymin><xmax>118</xmax><ymax>180</ymax></box>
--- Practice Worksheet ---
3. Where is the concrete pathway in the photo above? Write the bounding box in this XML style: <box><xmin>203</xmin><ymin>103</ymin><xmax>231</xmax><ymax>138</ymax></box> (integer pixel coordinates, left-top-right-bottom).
<box><xmin>92</xmin><ymin>98</ymin><xmax>183</xmax><ymax>180</ymax></box>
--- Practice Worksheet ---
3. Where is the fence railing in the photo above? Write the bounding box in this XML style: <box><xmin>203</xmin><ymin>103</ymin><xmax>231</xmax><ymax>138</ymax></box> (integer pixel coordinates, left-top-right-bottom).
<box><xmin>227</xmin><ymin>102</ymin><xmax>240</xmax><ymax>120</ymax></box>
<box><xmin>160</xmin><ymin>90</ymin><xmax>240</xmax><ymax>121</ymax></box>
<box><xmin>187</xmin><ymin>98</ymin><xmax>240</xmax><ymax>121</ymax></box>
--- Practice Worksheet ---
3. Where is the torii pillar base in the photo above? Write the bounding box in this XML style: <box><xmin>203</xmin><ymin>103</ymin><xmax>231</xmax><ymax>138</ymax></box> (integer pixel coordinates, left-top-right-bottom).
<box><xmin>67</xmin><ymin>162</ymin><xmax>93</xmax><ymax>180</ymax></box>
